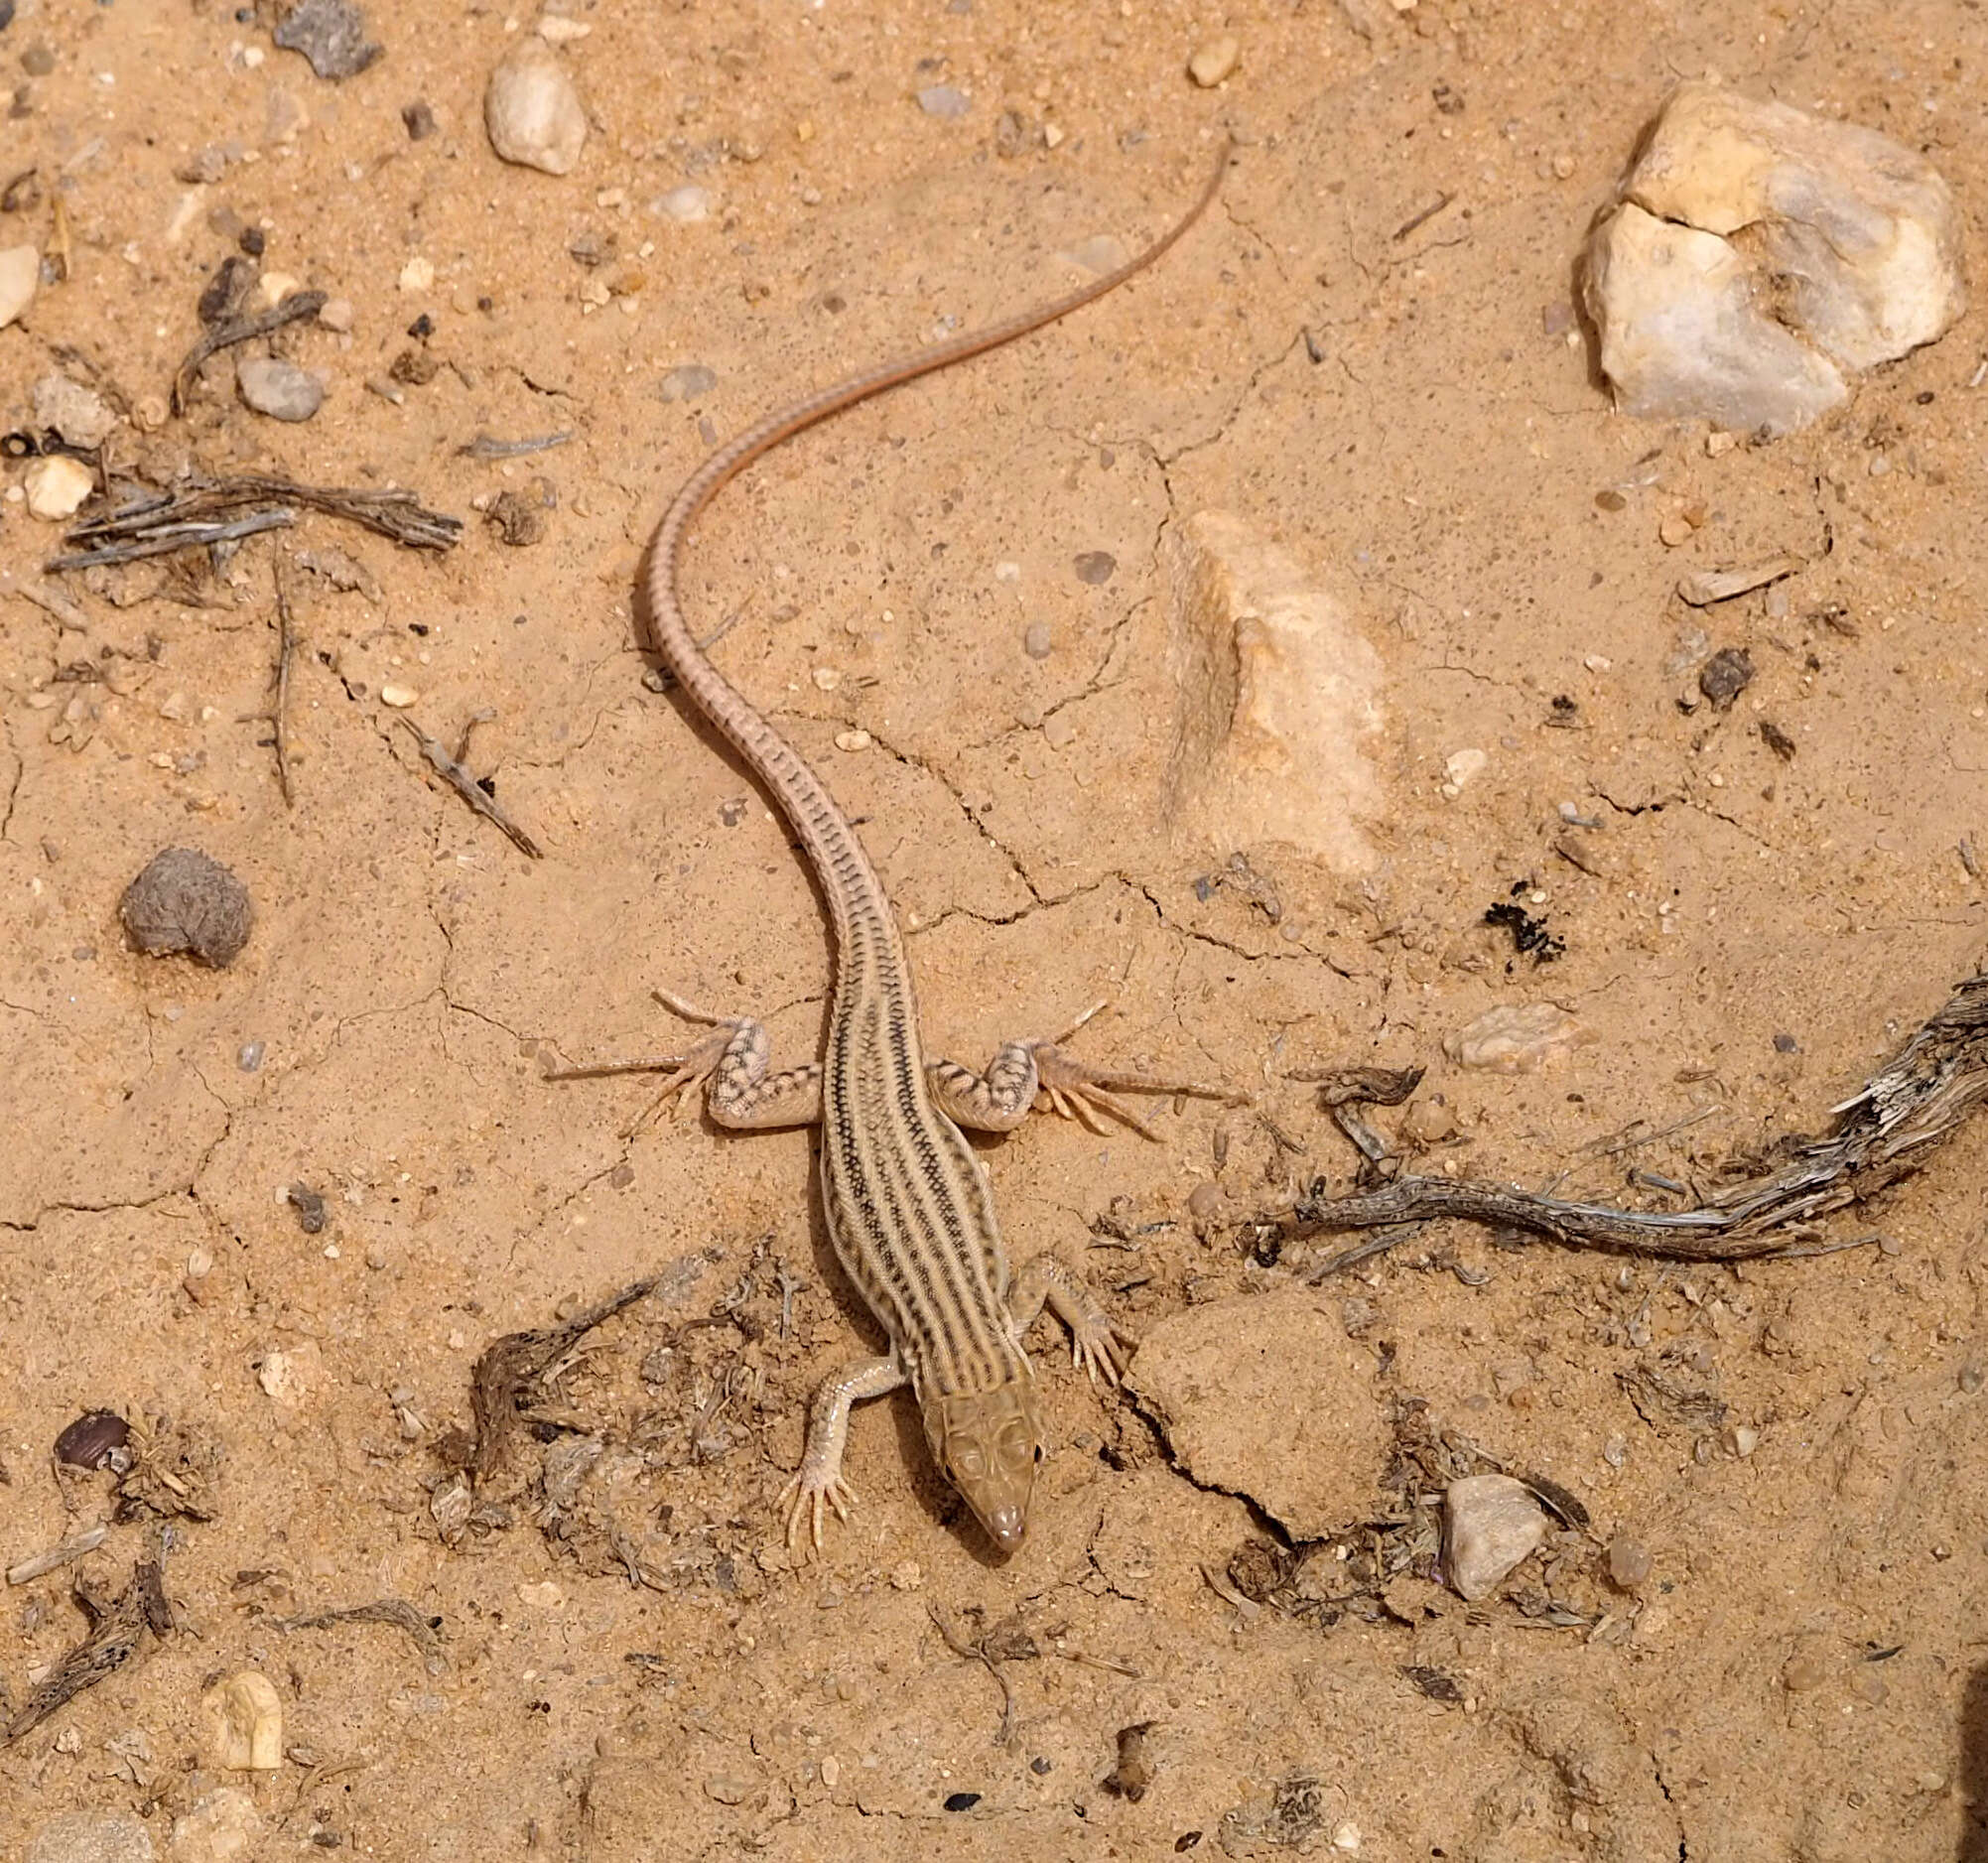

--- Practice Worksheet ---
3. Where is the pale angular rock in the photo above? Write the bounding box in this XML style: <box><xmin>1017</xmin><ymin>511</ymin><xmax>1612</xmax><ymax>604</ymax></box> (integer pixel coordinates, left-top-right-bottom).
<box><xmin>24</xmin><ymin>454</ymin><xmax>94</xmax><ymax>521</ymax></box>
<box><xmin>169</xmin><ymin>1789</ymin><xmax>262</xmax><ymax>1863</ymax></box>
<box><xmin>24</xmin><ymin>1813</ymin><xmax>154</xmax><ymax>1863</ymax></box>
<box><xmin>1586</xmin><ymin>204</ymin><xmax>1846</xmax><ymax>434</ymax></box>
<box><xmin>1128</xmin><ymin>1285</ymin><xmax>1390</xmax><ymax>1538</ymax></box>
<box><xmin>1625</xmin><ymin>83</ymin><xmax>1964</xmax><ymax>371</ymax></box>
<box><xmin>1443</xmin><ymin>1473</ymin><xmax>1548</xmax><ymax>1600</ymax></box>
<box><xmin>1188</xmin><ymin>35</ymin><xmax>1240</xmax><ymax>86</ymax></box>
<box><xmin>0</xmin><ymin>243</ymin><xmax>38</xmax><ymax>328</ymax></box>
<box><xmin>236</xmin><ymin>353</ymin><xmax>324</xmax><ymax>422</ymax></box>
<box><xmin>1163</xmin><ymin>510</ymin><xmax>1385</xmax><ymax>871</ymax></box>
<box><xmin>1443</xmin><ymin>1001</ymin><xmax>1592</xmax><ymax>1073</ymax></box>
<box><xmin>201</xmin><ymin>1669</ymin><xmax>283</xmax><ymax>1770</ymax></box>
<box><xmin>1585</xmin><ymin>84</ymin><xmax>1965</xmax><ymax>436</ymax></box>
<box><xmin>484</xmin><ymin>39</ymin><xmax>587</xmax><ymax>175</ymax></box>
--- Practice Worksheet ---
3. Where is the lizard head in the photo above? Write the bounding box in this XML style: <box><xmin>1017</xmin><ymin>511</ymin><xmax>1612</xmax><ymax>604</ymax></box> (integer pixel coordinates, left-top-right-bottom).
<box><xmin>922</xmin><ymin>1382</ymin><xmax>1045</xmax><ymax>1554</ymax></box>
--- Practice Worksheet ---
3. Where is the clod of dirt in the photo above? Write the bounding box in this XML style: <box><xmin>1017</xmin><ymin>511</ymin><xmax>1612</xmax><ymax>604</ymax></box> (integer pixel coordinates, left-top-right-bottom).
<box><xmin>1442</xmin><ymin>1473</ymin><xmax>1549</xmax><ymax>1601</ymax></box>
<box><xmin>284</xmin><ymin>1183</ymin><xmax>327</xmax><ymax>1233</ymax></box>
<box><xmin>484</xmin><ymin>39</ymin><xmax>587</xmax><ymax>176</ymax></box>
<box><xmin>118</xmin><ymin>847</ymin><xmax>253</xmax><ymax>968</ymax></box>
<box><xmin>484</xmin><ymin>489</ymin><xmax>548</xmax><ymax>547</ymax></box>
<box><xmin>1442</xmin><ymin>1001</ymin><xmax>1592</xmax><ymax>1072</ymax></box>
<box><xmin>169</xmin><ymin>1789</ymin><xmax>262</xmax><ymax>1863</ymax></box>
<box><xmin>55</xmin><ymin>1409</ymin><xmax>130</xmax><ymax>1472</ymax></box>
<box><xmin>31</xmin><ymin>372</ymin><xmax>116</xmax><ymax>449</ymax></box>
<box><xmin>19</xmin><ymin>1811</ymin><xmax>154</xmax><ymax>1863</ymax></box>
<box><xmin>1585</xmin><ymin>83</ymin><xmax>1965</xmax><ymax>435</ymax></box>
<box><xmin>272</xmin><ymin>0</ymin><xmax>381</xmax><ymax>80</ymax></box>
<box><xmin>200</xmin><ymin>1670</ymin><xmax>283</xmax><ymax>1771</ymax></box>
<box><xmin>1698</xmin><ymin>645</ymin><xmax>1756</xmax><ymax>710</ymax></box>
<box><xmin>1162</xmin><ymin>510</ymin><xmax>1386</xmax><ymax>872</ymax></box>
<box><xmin>1127</xmin><ymin>1285</ymin><xmax>1390</xmax><ymax>1538</ymax></box>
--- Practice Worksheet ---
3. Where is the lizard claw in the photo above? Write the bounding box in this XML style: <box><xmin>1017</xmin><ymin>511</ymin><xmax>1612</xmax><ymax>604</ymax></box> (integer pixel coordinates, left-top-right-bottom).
<box><xmin>779</xmin><ymin>1469</ymin><xmax>858</xmax><ymax>1556</ymax></box>
<box><xmin>1069</xmin><ymin>1319</ymin><xmax>1134</xmax><ymax>1387</ymax></box>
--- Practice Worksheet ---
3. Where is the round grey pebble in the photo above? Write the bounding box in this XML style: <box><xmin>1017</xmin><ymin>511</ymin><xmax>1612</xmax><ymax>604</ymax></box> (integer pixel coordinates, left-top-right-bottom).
<box><xmin>1022</xmin><ymin>620</ymin><xmax>1052</xmax><ymax>660</ymax></box>
<box><xmin>119</xmin><ymin>847</ymin><xmax>254</xmax><ymax>969</ymax></box>
<box><xmin>917</xmin><ymin>83</ymin><xmax>970</xmax><ymax>119</ymax></box>
<box><xmin>1073</xmin><ymin>550</ymin><xmax>1117</xmax><ymax>586</ymax></box>
<box><xmin>237</xmin><ymin>353</ymin><xmax>324</xmax><ymax>422</ymax></box>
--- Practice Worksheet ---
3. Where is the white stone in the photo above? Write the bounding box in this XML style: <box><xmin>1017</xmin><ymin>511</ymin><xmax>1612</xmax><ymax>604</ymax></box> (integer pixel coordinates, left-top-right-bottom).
<box><xmin>24</xmin><ymin>455</ymin><xmax>94</xmax><ymax>521</ymax></box>
<box><xmin>1444</xmin><ymin>1474</ymin><xmax>1548</xmax><ymax>1601</ymax></box>
<box><xmin>398</xmin><ymin>256</ymin><xmax>435</xmax><ymax>292</ymax></box>
<box><xmin>256</xmin><ymin>1339</ymin><xmax>321</xmax><ymax>1405</ymax></box>
<box><xmin>379</xmin><ymin>684</ymin><xmax>420</xmax><ymax>708</ymax></box>
<box><xmin>201</xmin><ymin>1670</ymin><xmax>283</xmax><ymax>1771</ymax></box>
<box><xmin>1188</xmin><ymin>35</ymin><xmax>1240</xmax><ymax>87</ymax></box>
<box><xmin>1442</xmin><ymin>746</ymin><xmax>1488</xmax><ymax>792</ymax></box>
<box><xmin>484</xmin><ymin>39</ymin><xmax>588</xmax><ymax>176</ymax></box>
<box><xmin>654</xmin><ymin>184</ymin><xmax>711</xmax><ymax>223</ymax></box>
<box><xmin>1585</xmin><ymin>84</ymin><xmax>1965</xmax><ymax>436</ymax></box>
<box><xmin>236</xmin><ymin>354</ymin><xmax>324</xmax><ymax>422</ymax></box>
<box><xmin>1162</xmin><ymin>510</ymin><xmax>1386</xmax><ymax>872</ymax></box>
<box><xmin>0</xmin><ymin>243</ymin><xmax>39</xmax><ymax>329</ymax></box>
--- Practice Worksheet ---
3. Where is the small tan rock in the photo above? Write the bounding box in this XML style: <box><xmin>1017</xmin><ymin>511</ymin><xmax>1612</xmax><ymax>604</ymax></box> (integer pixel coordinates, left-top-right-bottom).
<box><xmin>1444</xmin><ymin>1001</ymin><xmax>1592</xmax><ymax>1073</ymax></box>
<box><xmin>23</xmin><ymin>455</ymin><xmax>94</xmax><ymax>521</ymax></box>
<box><xmin>202</xmin><ymin>1670</ymin><xmax>283</xmax><ymax>1771</ymax></box>
<box><xmin>1188</xmin><ymin>35</ymin><xmax>1240</xmax><ymax>87</ymax></box>
<box><xmin>1443</xmin><ymin>1473</ymin><xmax>1548</xmax><ymax>1601</ymax></box>
<box><xmin>0</xmin><ymin>243</ymin><xmax>39</xmax><ymax>329</ymax></box>
<box><xmin>33</xmin><ymin>373</ymin><xmax>117</xmax><ymax>448</ymax></box>
<box><xmin>485</xmin><ymin>39</ymin><xmax>588</xmax><ymax>176</ymax></box>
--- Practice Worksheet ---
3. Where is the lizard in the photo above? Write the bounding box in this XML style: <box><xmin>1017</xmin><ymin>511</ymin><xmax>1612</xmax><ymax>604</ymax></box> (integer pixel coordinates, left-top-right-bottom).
<box><xmin>561</xmin><ymin>142</ymin><xmax>1233</xmax><ymax>1557</ymax></box>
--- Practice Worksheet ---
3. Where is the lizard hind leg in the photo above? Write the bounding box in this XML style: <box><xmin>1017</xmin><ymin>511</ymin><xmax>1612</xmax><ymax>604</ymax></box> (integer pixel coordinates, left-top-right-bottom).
<box><xmin>928</xmin><ymin>998</ymin><xmax>1242</xmax><ymax>1141</ymax></box>
<box><xmin>543</xmin><ymin>987</ymin><xmax>824</xmax><ymax>1134</ymax></box>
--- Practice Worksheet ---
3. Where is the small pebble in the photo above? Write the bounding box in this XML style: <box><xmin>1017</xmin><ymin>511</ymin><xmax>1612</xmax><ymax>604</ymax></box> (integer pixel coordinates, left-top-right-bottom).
<box><xmin>537</xmin><ymin>14</ymin><xmax>592</xmax><ymax>42</ymax></box>
<box><xmin>1441</xmin><ymin>746</ymin><xmax>1488</xmax><ymax>793</ymax></box>
<box><xmin>0</xmin><ymin>242</ymin><xmax>35</xmax><ymax>326</ymax></box>
<box><xmin>399</xmin><ymin>255</ymin><xmax>435</xmax><ymax>291</ymax></box>
<box><xmin>272</xmin><ymin>0</ymin><xmax>382</xmax><ymax>80</ymax></box>
<box><xmin>834</xmin><ymin>729</ymin><xmax>872</xmax><ymax>751</ymax></box>
<box><xmin>379</xmin><ymin>683</ymin><xmax>420</xmax><ymax>708</ymax></box>
<box><xmin>654</xmin><ymin>184</ymin><xmax>711</xmax><ymax>223</ymax></box>
<box><xmin>659</xmin><ymin>362</ymin><xmax>717</xmax><ymax>401</ymax></box>
<box><xmin>1783</xmin><ymin>1650</ymin><xmax>1828</xmax><ymax>1693</ymax></box>
<box><xmin>1073</xmin><ymin>549</ymin><xmax>1116</xmax><ymax>585</ymax></box>
<box><xmin>1605</xmin><ymin>1535</ymin><xmax>1653</xmax><ymax>1588</ymax></box>
<box><xmin>1022</xmin><ymin>620</ymin><xmax>1052</xmax><ymax>659</ymax></box>
<box><xmin>1187</xmin><ymin>35</ymin><xmax>1240</xmax><ymax>86</ymax></box>
<box><xmin>169</xmin><ymin>1789</ymin><xmax>262</xmax><ymax>1863</ymax></box>
<box><xmin>917</xmin><ymin>83</ymin><xmax>970</xmax><ymax>119</ymax></box>
<box><xmin>402</xmin><ymin>98</ymin><xmax>437</xmax><ymax>139</ymax></box>
<box><xmin>32</xmin><ymin>372</ymin><xmax>116</xmax><ymax>448</ymax></box>
<box><xmin>20</xmin><ymin>41</ymin><xmax>54</xmax><ymax>75</ymax></box>
<box><xmin>238</xmin><ymin>1038</ymin><xmax>265</xmax><ymax>1071</ymax></box>
<box><xmin>1443</xmin><ymin>1473</ymin><xmax>1548</xmax><ymax>1601</ymax></box>
<box><xmin>23</xmin><ymin>454</ymin><xmax>93</xmax><ymax>521</ymax></box>
<box><xmin>1658</xmin><ymin>511</ymin><xmax>1696</xmax><ymax>547</ymax></box>
<box><xmin>256</xmin><ymin>269</ymin><xmax>302</xmax><ymax>310</ymax></box>
<box><xmin>318</xmin><ymin>296</ymin><xmax>353</xmax><ymax>332</ymax></box>
<box><xmin>485</xmin><ymin>38</ymin><xmax>588</xmax><ymax>175</ymax></box>
<box><xmin>1042</xmin><ymin>712</ymin><xmax>1076</xmax><ymax>749</ymax></box>
<box><xmin>237</xmin><ymin>354</ymin><xmax>324</xmax><ymax>422</ymax></box>
<box><xmin>119</xmin><ymin>846</ymin><xmax>254</xmax><ymax>968</ymax></box>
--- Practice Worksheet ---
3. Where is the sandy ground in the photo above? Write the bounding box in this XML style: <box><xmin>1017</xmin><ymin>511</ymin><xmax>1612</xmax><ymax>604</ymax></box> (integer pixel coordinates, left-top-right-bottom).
<box><xmin>5</xmin><ymin>0</ymin><xmax>1988</xmax><ymax>1857</ymax></box>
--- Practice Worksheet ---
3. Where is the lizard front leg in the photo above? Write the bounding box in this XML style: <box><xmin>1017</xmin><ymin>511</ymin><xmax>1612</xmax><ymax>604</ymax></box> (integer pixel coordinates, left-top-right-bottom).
<box><xmin>545</xmin><ymin>988</ymin><xmax>823</xmax><ymax>1131</ymax></box>
<box><xmin>778</xmin><ymin>1353</ymin><xmax>907</xmax><ymax>1552</ymax></box>
<box><xmin>928</xmin><ymin>1000</ymin><xmax>1241</xmax><ymax>1140</ymax></box>
<box><xmin>1007</xmin><ymin>1252</ymin><xmax>1134</xmax><ymax>1384</ymax></box>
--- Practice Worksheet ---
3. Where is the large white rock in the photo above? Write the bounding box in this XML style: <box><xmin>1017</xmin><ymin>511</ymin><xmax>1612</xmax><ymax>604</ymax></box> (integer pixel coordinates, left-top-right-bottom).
<box><xmin>1162</xmin><ymin>510</ymin><xmax>1385</xmax><ymax>871</ymax></box>
<box><xmin>1585</xmin><ymin>83</ymin><xmax>1965</xmax><ymax>435</ymax></box>
<box><xmin>0</xmin><ymin>243</ymin><xmax>38</xmax><ymax>329</ymax></box>
<box><xmin>484</xmin><ymin>39</ymin><xmax>588</xmax><ymax>176</ymax></box>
